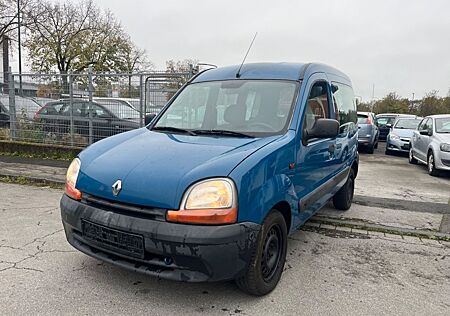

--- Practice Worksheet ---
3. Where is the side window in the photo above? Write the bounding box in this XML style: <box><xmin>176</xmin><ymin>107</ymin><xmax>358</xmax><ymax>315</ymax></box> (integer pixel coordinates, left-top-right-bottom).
<box><xmin>303</xmin><ymin>81</ymin><xmax>330</xmax><ymax>132</ymax></box>
<box><xmin>90</xmin><ymin>104</ymin><xmax>108</xmax><ymax>117</ymax></box>
<box><xmin>428</xmin><ymin>118</ymin><xmax>433</xmax><ymax>132</ymax></box>
<box><xmin>420</xmin><ymin>118</ymin><xmax>430</xmax><ymax>131</ymax></box>
<box><xmin>418</xmin><ymin>119</ymin><xmax>426</xmax><ymax>131</ymax></box>
<box><xmin>332</xmin><ymin>82</ymin><xmax>357</xmax><ymax>126</ymax></box>
<box><xmin>60</xmin><ymin>102</ymin><xmax>86</xmax><ymax>117</ymax></box>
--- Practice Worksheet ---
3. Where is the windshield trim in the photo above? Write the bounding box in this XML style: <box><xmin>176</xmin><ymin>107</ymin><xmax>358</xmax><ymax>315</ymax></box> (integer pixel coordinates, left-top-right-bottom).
<box><xmin>149</xmin><ymin>79</ymin><xmax>300</xmax><ymax>138</ymax></box>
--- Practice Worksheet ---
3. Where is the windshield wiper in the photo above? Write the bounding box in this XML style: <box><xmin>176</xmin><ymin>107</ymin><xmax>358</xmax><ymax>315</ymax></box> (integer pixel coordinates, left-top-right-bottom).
<box><xmin>192</xmin><ymin>129</ymin><xmax>254</xmax><ymax>138</ymax></box>
<box><xmin>152</xmin><ymin>126</ymin><xmax>197</xmax><ymax>136</ymax></box>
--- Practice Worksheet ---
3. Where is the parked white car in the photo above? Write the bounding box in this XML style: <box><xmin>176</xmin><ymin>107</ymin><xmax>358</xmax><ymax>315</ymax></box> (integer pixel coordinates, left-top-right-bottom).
<box><xmin>409</xmin><ymin>114</ymin><xmax>450</xmax><ymax>176</ymax></box>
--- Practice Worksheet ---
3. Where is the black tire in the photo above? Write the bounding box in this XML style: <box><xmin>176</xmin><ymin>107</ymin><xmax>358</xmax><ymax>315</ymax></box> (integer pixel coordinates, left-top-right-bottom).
<box><xmin>333</xmin><ymin>169</ymin><xmax>355</xmax><ymax>210</ymax></box>
<box><xmin>366</xmin><ymin>143</ymin><xmax>375</xmax><ymax>154</ymax></box>
<box><xmin>427</xmin><ymin>151</ymin><xmax>440</xmax><ymax>177</ymax></box>
<box><xmin>374</xmin><ymin>141</ymin><xmax>378</xmax><ymax>149</ymax></box>
<box><xmin>409</xmin><ymin>147</ymin><xmax>418</xmax><ymax>164</ymax></box>
<box><xmin>235</xmin><ymin>210</ymin><xmax>287</xmax><ymax>296</ymax></box>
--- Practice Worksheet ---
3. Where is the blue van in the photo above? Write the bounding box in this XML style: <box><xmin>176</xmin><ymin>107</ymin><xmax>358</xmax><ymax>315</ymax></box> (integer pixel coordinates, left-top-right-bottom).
<box><xmin>61</xmin><ymin>63</ymin><xmax>359</xmax><ymax>295</ymax></box>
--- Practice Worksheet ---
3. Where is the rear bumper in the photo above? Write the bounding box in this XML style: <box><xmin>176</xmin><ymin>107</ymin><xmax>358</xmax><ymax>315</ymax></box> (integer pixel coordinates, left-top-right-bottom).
<box><xmin>60</xmin><ymin>194</ymin><xmax>261</xmax><ymax>282</ymax></box>
<box><xmin>357</xmin><ymin>137</ymin><xmax>374</xmax><ymax>146</ymax></box>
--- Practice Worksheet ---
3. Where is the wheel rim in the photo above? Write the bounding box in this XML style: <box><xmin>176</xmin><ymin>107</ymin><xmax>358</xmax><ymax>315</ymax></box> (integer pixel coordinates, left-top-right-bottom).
<box><xmin>261</xmin><ymin>224</ymin><xmax>282</xmax><ymax>282</ymax></box>
<box><xmin>428</xmin><ymin>155</ymin><xmax>434</xmax><ymax>173</ymax></box>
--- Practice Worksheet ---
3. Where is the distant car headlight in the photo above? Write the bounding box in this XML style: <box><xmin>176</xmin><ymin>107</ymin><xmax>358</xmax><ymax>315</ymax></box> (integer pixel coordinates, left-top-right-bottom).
<box><xmin>390</xmin><ymin>133</ymin><xmax>400</xmax><ymax>140</ymax></box>
<box><xmin>167</xmin><ymin>178</ymin><xmax>237</xmax><ymax>224</ymax></box>
<box><xmin>440</xmin><ymin>143</ymin><xmax>450</xmax><ymax>152</ymax></box>
<box><xmin>66</xmin><ymin>158</ymin><xmax>81</xmax><ymax>200</ymax></box>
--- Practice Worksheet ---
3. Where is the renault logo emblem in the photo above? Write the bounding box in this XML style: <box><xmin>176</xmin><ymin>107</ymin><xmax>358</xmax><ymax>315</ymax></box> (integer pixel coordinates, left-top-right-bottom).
<box><xmin>112</xmin><ymin>180</ymin><xmax>122</xmax><ymax>196</ymax></box>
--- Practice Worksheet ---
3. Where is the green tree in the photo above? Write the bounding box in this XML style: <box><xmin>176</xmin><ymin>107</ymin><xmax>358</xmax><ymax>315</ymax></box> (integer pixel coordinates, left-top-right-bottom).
<box><xmin>373</xmin><ymin>92</ymin><xmax>409</xmax><ymax>114</ymax></box>
<box><xmin>419</xmin><ymin>90</ymin><xmax>444</xmax><ymax>116</ymax></box>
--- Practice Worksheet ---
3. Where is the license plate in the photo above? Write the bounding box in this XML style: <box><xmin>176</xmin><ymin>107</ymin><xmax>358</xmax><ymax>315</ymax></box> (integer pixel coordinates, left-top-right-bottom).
<box><xmin>82</xmin><ymin>220</ymin><xmax>144</xmax><ymax>259</ymax></box>
<box><xmin>402</xmin><ymin>144</ymin><xmax>410</xmax><ymax>150</ymax></box>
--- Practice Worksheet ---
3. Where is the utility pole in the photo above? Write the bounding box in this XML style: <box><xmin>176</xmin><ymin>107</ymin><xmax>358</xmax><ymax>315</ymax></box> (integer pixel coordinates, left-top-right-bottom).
<box><xmin>17</xmin><ymin>0</ymin><xmax>23</xmax><ymax>96</ymax></box>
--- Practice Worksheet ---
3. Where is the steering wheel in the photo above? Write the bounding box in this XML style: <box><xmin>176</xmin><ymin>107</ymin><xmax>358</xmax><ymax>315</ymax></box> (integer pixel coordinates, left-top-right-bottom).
<box><xmin>248</xmin><ymin>122</ymin><xmax>277</xmax><ymax>131</ymax></box>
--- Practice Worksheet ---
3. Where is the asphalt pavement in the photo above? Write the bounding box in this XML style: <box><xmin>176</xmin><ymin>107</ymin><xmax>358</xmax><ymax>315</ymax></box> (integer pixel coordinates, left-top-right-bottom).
<box><xmin>1</xmin><ymin>143</ymin><xmax>450</xmax><ymax>315</ymax></box>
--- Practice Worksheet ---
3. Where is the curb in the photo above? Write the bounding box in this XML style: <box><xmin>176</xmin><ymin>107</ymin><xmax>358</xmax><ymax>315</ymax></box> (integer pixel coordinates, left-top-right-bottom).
<box><xmin>0</xmin><ymin>173</ymin><xmax>65</xmax><ymax>189</ymax></box>
<box><xmin>308</xmin><ymin>215</ymin><xmax>450</xmax><ymax>242</ymax></box>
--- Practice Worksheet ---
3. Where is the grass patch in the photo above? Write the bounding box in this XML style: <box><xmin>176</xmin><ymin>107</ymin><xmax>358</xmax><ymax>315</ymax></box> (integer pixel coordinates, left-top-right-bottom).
<box><xmin>0</xmin><ymin>175</ymin><xmax>64</xmax><ymax>189</ymax></box>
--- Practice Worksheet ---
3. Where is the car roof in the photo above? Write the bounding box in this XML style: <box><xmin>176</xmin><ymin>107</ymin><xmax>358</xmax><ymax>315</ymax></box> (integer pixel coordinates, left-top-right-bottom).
<box><xmin>357</xmin><ymin>111</ymin><xmax>373</xmax><ymax>115</ymax></box>
<box><xmin>427</xmin><ymin>114</ymin><xmax>450</xmax><ymax>119</ymax></box>
<box><xmin>192</xmin><ymin>62</ymin><xmax>351</xmax><ymax>83</ymax></box>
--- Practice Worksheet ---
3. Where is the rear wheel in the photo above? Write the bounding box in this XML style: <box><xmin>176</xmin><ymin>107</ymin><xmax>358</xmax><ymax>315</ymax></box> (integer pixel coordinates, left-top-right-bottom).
<box><xmin>427</xmin><ymin>152</ymin><xmax>440</xmax><ymax>176</ymax></box>
<box><xmin>333</xmin><ymin>169</ymin><xmax>355</xmax><ymax>210</ymax></box>
<box><xmin>235</xmin><ymin>210</ymin><xmax>287</xmax><ymax>296</ymax></box>
<box><xmin>409</xmin><ymin>147</ymin><xmax>418</xmax><ymax>164</ymax></box>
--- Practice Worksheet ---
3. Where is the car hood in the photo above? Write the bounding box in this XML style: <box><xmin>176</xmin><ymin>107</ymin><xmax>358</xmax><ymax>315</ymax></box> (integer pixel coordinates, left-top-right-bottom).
<box><xmin>391</xmin><ymin>128</ymin><xmax>415</xmax><ymax>138</ymax></box>
<box><xmin>76</xmin><ymin>128</ymin><xmax>278</xmax><ymax>209</ymax></box>
<box><xmin>433</xmin><ymin>133</ymin><xmax>450</xmax><ymax>142</ymax></box>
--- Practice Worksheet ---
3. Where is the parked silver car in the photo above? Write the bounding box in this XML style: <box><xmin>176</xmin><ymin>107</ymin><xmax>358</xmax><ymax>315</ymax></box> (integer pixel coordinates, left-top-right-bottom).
<box><xmin>357</xmin><ymin>111</ymin><xmax>379</xmax><ymax>154</ymax></box>
<box><xmin>385</xmin><ymin>116</ymin><xmax>422</xmax><ymax>154</ymax></box>
<box><xmin>409</xmin><ymin>114</ymin><xmax>450</xmax><ymax>176</ymax></box>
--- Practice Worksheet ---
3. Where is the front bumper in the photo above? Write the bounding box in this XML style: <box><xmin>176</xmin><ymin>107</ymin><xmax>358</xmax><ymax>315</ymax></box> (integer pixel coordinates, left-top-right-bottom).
<box><xmin>435</xmin><ymin>150</ymin><xmax>450</xmax><ymax>171</ymax></box>
<box><xmin>60</xmin><ymin>194</ymin><xmax>261</xmax><ymax>282</ymax></box>
<box><xmin>386</xmin><ymin>137</ymin><xmax>410</xmax><ymax>152</ymax></box>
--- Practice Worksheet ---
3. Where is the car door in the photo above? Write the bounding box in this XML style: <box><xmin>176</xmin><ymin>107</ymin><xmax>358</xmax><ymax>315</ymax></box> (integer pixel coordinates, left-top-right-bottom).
<box><xmin>415</xmin><ymin>118</ymin><xmax>431</xmax><ymax>161</ymax></box>
<box><xmin>293</xmin><ymin>75</ymin><xmax>339</xmax><ymax>222</ymax></box>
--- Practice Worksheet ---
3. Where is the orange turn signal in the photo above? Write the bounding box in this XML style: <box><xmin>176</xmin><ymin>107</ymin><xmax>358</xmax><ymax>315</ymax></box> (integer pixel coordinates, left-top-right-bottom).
<box><xmin>65</xmin><ymin>182</ymin><xmax>82</xmax><ymax>200</ymax></box>
<box><xmin>166</xmin><ymin>208</ymin><xmax>237</xmax><ymax>225</ymax></box>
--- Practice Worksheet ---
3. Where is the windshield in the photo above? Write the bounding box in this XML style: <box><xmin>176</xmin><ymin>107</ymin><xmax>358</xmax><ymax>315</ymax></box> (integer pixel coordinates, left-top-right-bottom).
<box><xmin>394</xmin><ymin>118</ymin><xmax>421</xmax><ymax>130</ymax></box>
<box><xmin>153</xmin><ymin>80</ymin><xmax>298</xmax><ymax>137</ymax></box>
<box><xmin>96</xmin><ymin>100</ymin><xmax>140</xmax><ymax>119</ymax></box>
<box><xmin>376</xmin><ymin>116</ymin><xmax>396</xmax><ymax>126</ymax></box>
<box><xmin>436</xmin><ymin>118</ymin><xmax>450</xmax><ymax>133</ymax></box>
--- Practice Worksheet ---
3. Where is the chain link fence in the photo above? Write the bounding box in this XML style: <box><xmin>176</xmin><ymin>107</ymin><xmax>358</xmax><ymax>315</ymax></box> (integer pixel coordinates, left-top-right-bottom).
<box><xmin>0</xmin><ymin>67</ymin><xmax>194</xmax><ymax>147</ymax></box>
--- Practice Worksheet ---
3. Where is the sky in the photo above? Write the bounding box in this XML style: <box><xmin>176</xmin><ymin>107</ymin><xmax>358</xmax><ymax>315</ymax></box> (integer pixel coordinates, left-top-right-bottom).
<box><xmin>12</xmin><ymin>0</ymin><xmax>450</xmax><ymax>102</ymax></box>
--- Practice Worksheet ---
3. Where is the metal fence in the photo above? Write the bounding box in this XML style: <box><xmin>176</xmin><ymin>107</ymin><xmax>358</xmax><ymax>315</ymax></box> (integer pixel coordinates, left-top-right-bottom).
<box><xmin>0</xmin><ymin>67</ymin><xmax>195</xmax><ymax>147</ymax></box>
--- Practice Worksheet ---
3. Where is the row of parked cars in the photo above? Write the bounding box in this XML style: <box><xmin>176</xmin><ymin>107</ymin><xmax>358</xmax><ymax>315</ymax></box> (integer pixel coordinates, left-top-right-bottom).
<box><xmin>357</xmin><ymin>111</ymin><xmax>450</xmax><ymax>176</ymax></box>
<box><xmin>0</xmin><ymin>95</ymin><xmax>158</xmax><ymax>141</ymax></box>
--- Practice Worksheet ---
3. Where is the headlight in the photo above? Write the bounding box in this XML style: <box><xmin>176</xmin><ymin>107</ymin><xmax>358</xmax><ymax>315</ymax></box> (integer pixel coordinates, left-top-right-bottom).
<box><xmin>65</xmin><ymin>158</ymin><xmax>82</xmax><ymax>200</ymax></box>
<box><xmin>440</xmin><ymin>143</ymin><xmax>450</xmax><ymax>152</ymax></box>
<box><xmin>390</xmin><ymin>133</ymin><xmax>400</xmax><ymax>140</ymax></box>
<box><xmin>167</xmin><ymin>178</ymin><xmax>237</xmax><ymax>224</ymax></box>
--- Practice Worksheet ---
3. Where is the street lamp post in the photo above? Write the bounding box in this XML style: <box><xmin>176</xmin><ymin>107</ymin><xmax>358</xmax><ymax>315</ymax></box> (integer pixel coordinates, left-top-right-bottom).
<box><xmin>17</xmin><ymin>0</ymin><xmax>23</xmax><ymax>96</ymax></box>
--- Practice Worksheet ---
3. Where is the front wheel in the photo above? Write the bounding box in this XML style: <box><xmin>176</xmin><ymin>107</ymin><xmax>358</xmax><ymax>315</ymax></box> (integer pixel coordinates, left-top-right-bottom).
<box><xmin>428</xmin><ymin>152</ymin><xmax>440</xmax><ymax>176</ymax></box>
<box><xmin>409</xmin><ymin>147</ymin><xmax>418</xmax><ymax>164</ymax></box>
<box><xmin>236</xmin><ymin>210</ymin><xmax>287</xmax><ymax>296</ymax></box>
<box><xmin>333</xmin><ymin>169</ymin><xmax>355</xmax><ymax>210</ymax></box>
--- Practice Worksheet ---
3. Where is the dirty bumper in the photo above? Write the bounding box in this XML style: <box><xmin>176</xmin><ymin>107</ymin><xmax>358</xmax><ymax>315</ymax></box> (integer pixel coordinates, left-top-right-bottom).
<box><xmin>60</xmin><ymin>194</ymin><xmax>261</xmax><ymax>282</ymax></box>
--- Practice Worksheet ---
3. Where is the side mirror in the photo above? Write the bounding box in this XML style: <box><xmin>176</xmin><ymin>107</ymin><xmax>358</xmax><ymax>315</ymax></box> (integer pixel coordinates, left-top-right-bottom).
<box><xmin>303</xmin><ymin>118</ymin><xmax>339</xmax><ymax>144</ymax></box>
<box><xmin>145</xmin><ymin>113</ymin><xmax>156</xmax><ymax>125</ymax></box>
<box><xmin>419</xmin><ymin>129</ymin><xmax>432</xmax><ymax>136</ymax></box>
<box><xmin>386</xmin><ymin>123</ymin><xmax>392</xmax><ymax>129</ymax></box>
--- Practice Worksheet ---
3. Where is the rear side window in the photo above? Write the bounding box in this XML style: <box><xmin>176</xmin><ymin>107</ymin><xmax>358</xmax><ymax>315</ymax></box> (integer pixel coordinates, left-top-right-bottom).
<box><xmin>332</xmin><ymin>82</ymin><xmax>357</xmax><ymax>126</ymax></box>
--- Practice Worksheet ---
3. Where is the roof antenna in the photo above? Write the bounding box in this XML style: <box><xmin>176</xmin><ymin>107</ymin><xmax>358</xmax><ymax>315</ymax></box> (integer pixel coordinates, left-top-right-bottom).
<box><xmin>236</xmin><ymin>32</ymin><xmax>258</xmax><ymax>78</ymax></box>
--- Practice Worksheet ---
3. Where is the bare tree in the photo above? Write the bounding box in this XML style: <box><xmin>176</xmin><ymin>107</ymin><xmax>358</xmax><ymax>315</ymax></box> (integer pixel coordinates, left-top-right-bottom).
<box><xmin>23</xmin><ymin>0</ymin><xmax>145</xmax><ymax>91</ymax></box>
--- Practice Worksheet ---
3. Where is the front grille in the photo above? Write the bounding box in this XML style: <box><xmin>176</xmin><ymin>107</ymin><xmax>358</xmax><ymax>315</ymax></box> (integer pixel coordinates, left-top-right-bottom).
<box><xmin>81</xmin><ymin>193</ymin><xmax>167</xmax><ymax>221</ymax></box>
<box><xmin>400</xmin><ymin>138</ymin><xmax>410</xmax><ymax>143</ymax></box>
